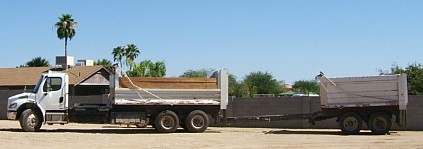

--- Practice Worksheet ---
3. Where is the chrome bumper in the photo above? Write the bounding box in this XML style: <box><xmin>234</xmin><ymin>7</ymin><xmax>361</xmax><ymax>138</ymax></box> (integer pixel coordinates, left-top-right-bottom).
<box><xmin>7</xmin><ymin>111</ymin><xmax>17</xmax><ymax>120</ymax></box>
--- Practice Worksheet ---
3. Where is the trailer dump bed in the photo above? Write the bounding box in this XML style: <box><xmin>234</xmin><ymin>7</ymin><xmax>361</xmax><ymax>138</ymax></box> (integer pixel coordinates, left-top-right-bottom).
<box><xmin>317</xmin><ymin>74</ymin><xmax>408</xmax><ymax>110</ymax></box>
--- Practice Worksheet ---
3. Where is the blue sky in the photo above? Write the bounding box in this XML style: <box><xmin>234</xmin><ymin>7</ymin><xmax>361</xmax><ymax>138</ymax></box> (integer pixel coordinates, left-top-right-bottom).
<box><xmin>0</xmin><ymin>1</ymin><xmax>422</xmax><ymax>83</ymax></box>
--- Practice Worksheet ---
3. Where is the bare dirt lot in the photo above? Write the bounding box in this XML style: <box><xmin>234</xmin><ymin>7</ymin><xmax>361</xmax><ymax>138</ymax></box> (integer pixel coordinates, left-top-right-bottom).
<box><xmin>0</xmin><ymin>120</ymin><xmax>422</xmax><ymax>149</ymax></box>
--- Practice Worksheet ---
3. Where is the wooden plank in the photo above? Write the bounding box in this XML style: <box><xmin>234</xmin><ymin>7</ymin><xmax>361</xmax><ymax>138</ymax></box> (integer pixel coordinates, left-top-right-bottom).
<box><xmin>119</xmin><ymin>77</ymin><xmax>218</xmax><ymax>89</ymax></box>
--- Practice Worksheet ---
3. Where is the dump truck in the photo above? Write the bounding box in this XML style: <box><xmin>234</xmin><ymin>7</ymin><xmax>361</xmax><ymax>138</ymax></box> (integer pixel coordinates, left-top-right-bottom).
<box><xmin>229</xmin><ymin>73</ymin><xmax>408</xmax><ymax>135</ymax></box>
<box><xmin>6</xmin><ymin>67</ymin><xmax>229</xmax><ymax>133</ymax></box>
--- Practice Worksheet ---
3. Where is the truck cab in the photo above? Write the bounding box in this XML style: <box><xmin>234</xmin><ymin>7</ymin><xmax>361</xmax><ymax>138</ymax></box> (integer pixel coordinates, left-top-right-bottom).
<box><xmin>7</xmin><ymin>71</ymin><xmax>69</xmax><ymax>131</ymax></box>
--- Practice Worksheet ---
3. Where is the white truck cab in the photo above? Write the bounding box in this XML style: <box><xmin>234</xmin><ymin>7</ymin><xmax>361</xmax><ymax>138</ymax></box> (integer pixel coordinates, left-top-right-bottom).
<box><xmin>7</xmin><ymin>71</ymin><xmax>69</xmax><ymax>131</ymax></box>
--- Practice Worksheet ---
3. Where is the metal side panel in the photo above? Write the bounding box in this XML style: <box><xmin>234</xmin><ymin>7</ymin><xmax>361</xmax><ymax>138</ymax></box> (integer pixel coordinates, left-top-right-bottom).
<box><xmin>318</xmin><ymin>74</ymin><xmax>406</xmax><ymax>109</ymax></box>
<box><xmin>114</xmin><ymin>88</ymin><xmax>222</xmax><ymax>105</ymax></box>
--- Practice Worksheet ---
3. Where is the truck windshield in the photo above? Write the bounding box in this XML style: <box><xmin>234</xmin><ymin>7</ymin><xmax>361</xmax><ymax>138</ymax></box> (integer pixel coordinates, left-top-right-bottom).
<box><xmin>32</xmin><ymin>76</ymin><xmax>44</xmax><ymax>93</ymax></box>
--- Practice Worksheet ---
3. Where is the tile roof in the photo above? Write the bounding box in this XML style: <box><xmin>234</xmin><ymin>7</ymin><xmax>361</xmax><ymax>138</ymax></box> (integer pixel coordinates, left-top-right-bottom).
<box><xmin>0</xmin><ymin>65</ymin><xmax>107</xmax><ymax>86</ymax></box>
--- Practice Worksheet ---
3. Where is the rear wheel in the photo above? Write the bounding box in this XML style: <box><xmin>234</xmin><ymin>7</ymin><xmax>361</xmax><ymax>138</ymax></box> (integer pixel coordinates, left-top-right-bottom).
<box><xmin>339</xmin><ymin>112</ymin><xmax>362</xmax><ymax>135</ymax></box>
<box><xmin>20</xmin><ymin>109</ymin><xmax>42</xmax><ymax>132</ymax></box>
<box><xmin>154</xmin><ymin>110</ymin><xmax>179</xmax><ymax>133</ymax></box>
<box><xmin>184</xmin><ymin>110</ymin><xmax>209</xmax><ymax>133</ymax></box>
<box><xmin>368</xmin><ymin>112</ymin><xmax>391</xmax><ymax>135</ymax></box>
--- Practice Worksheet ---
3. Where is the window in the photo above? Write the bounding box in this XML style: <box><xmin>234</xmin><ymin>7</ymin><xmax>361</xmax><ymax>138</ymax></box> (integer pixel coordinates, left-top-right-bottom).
<box><xmin>43</xmin><ymin>77</ymin><xmax>62</xmax><ymax>92</ymax></box>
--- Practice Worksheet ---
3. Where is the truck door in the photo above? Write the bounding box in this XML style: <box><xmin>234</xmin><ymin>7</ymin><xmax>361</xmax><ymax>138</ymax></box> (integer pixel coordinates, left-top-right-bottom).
<box><xmin>37</xmin><ymin>77</ymin><xmax>66</xmax><ymax>111</ymax></box>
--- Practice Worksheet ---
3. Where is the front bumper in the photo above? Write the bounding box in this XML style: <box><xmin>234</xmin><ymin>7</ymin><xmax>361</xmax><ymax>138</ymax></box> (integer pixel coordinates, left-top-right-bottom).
<box><xmin>7</xmin><ymin>111</ymin><xmax>17</xmax><ymax>120</ymax></box>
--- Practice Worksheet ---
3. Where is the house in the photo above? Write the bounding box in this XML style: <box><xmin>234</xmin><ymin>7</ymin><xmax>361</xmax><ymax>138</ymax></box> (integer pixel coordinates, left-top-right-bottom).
<box><xmin>0</xmin><ymin>65</ymin><xmax>110</xmax><ymax>119</ymax></box>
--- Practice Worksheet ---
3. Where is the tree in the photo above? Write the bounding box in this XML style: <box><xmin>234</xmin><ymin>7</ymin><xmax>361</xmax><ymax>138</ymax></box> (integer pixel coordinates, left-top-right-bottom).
<box><xmin>150</xmin><ymin>61</ymin><xmax>166</xmax><ymax>77</ymax></box>
<box><xmin>112</xmin><ymin>46</ymin><xmax>125</xmax><ymax>72</ymax></box>
<box><xmin>228</xmin><ymin>74</ymin><xmax>238</xmax><ymax>96</ymax></box>
<box><xmin>127</xmin><ymin>60</ymin><xmax>166</xmax><ymax>77</ymax></box>
<box><xmin>125</xmin><ymin>43</ymin><xmax>140</xmax><ymax>70</ymax></box>
<box><xmin>292</xmin><ymin>80</ymin><xmax>320</xmax><ymax>95</ymax></box>
<box><xmin>94</xmin><ymin>59</ymin><xmax>113</xmax><ymax>70</ymax></box>
<box><xmin>379</xmin><ymin>63</ymin><xmax>423</xmax><ymax>95</ymax></box>
<box><xmin>54</xmin><ymin>14</ymin><xmax>77</xmax><ymax>70</ymax></box>
<box><xmin>241</xmin><ymin>71</ymin><xmax>284</xmax><ymax>97</ymax></box>
<box><xmin>19</xmin><ymin>57</ymin><xmax>50</xmax><ymax>67</ymax></box>
<box><xmin>180</xmin><ymin>68</ymin><xmax>215</xmax><ymax>78</ymax></box>
<box><xmin>112</xmin><ymin>44</ymin><xmax>140</xmax><ymax>73</ymax></box>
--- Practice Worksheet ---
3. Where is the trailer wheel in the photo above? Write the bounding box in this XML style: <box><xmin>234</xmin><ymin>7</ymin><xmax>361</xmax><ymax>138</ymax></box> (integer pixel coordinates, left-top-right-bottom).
<box><xmin>339</xmin><ymin>112</ymin><xmax>362</xmax><ymax>135</ymax></box>
<box><xmin>368</xmin><ymin>112</ymin><xmax>391</xmax><ymax>135</ymax></box>
<box><xmin>19</xmin><ymin>109</ymin><xmax>42</xmax><ymax>132</ymax></box>
<box><xmin>184</xmin><ymin>110</ymin><xmax>209</xmax><ymax>133</ymax></box>
<box><xmin>154</xmin><ymin>110</ymin><xmax>179</xmax><ymax>133</ymax></box>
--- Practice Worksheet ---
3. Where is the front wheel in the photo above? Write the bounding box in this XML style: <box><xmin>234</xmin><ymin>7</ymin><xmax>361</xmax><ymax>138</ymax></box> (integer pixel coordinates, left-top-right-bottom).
<box><xmin>154</xmin><ymin>110</ymin><xmax>179</xmax><ymax>133</ymax></box>
<box><xmin>339</xmin><ymin>112</ymin><xmax>362</xmax><ymax>135</ymax></box>
<box><xmin>184</xmin><ymin>110</ymin><xmax>209</xmax><ymax>133</ymax></box>
<box><xmin>368</xmin><ymin>112</ymin><xmax>391</xmax><ymax>135</ymax></box>
<box><xmin>19</xmin><ymin>109</ymin><xmax>42</xmax><ymax>132</ymax></box>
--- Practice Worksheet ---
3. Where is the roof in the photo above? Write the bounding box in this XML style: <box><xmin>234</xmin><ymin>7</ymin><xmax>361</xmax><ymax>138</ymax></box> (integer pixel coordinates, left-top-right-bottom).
<box><xmin>0</xmin><ymin>67</ymin><xmax>51</xmax><ymax>87</ymax></box>
<box><xmin>0</xmin><ymin>65</ymin><xmax>108</xmax><ymax>87</ymax></box>
<box><xmin>65</xmin><ymin>65</ymin><xmax>107</xmax><ymax>85</ymax></box>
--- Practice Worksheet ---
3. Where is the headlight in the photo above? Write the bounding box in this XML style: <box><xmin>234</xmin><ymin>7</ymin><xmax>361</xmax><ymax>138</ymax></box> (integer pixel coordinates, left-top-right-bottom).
<box><xmin>8</xmin><ymin>103</ymin><xmax>17</xmax><ymax>109</ymax></box>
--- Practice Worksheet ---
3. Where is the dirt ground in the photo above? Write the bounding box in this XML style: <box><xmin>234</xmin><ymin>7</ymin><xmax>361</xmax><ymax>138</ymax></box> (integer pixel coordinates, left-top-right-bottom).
<box><xmin>0</xmin><ymin>120</ymin><xmax>422</xmax><ymax>149</ymax></box>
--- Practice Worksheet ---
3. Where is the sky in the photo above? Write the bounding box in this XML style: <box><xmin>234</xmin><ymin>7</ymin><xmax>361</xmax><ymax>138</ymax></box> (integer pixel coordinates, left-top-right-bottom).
<box><xmin>0</xmin><ymin>1</ymin><xmax>422</xmax><ymax>84</ymax></box>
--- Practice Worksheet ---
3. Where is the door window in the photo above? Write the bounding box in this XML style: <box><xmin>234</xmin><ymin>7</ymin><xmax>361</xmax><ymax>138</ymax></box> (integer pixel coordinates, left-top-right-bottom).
<box><xmin>43</xmin><ymin>77</ymin><xmax>62</xmax><ymax>92</ymax></box>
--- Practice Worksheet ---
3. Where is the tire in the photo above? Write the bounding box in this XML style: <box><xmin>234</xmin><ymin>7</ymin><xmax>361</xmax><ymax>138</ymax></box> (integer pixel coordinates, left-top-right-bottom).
<box><xmin>154</xmin><ymin>110</ymin><xmax>179</xmax><ymax>133</ymax></box>
<box><xmin>339</xmin><ymin>112</ymin><xmax>362</xmax><ymax>135</ymax></box>
<box><xmin>368</xmin><ymin>112</ymin><xmax>392</xmax><ymax>135</ymax></box>
<box><xmin>19</xmin><ymin>109</ymin><xmax>42</xmax><ymax>132</ymax></box>
<box><xmin>184</xmin><ymin>110</ymin><xmax>209</xmax><ymax>133</ymax></box>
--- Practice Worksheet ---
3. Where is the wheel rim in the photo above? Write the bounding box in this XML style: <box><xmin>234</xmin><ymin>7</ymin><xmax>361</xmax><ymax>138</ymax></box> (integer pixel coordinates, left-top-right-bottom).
<box><xmin>160</xmin><ymin>116</ymin><xmax>175</xmax><ymax>130</ymax></box>
<box><xmin>373</xmin><ymin>116</ymin><xmax>388</xmax><ymax>130</ymax></box>
<box><xmin>191</xmin><ymin>115</ymin><xmax>205</xmax><ymax>129</ymax></box>
<box><xmin>343</xmin><ymin>117</ymin><xmax>358</xmax><ymax>131</ymax></box>
<box><xmin>26</xmin><ymin>114</ymin><xmax>37</xmax><ymax>129</ymax></box>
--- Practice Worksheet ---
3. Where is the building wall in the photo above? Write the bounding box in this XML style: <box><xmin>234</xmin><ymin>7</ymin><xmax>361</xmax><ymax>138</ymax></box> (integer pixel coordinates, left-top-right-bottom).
<box><xmin>0</xmin><ymin>90</ymin><xmax>25</xmax><ymax>119</ymax></box>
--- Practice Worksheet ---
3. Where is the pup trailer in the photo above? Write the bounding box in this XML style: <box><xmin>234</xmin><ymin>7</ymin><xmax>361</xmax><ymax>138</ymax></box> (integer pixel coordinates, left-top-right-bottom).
<box><xmin>6</xmin><ymin>67</ymin><xmax>229</xmax><ymax>133</ymax></box>
<box><xmin>229</xmin><ymin>73</ymin><xmax>408</xmax><ymax>135</ymax></box>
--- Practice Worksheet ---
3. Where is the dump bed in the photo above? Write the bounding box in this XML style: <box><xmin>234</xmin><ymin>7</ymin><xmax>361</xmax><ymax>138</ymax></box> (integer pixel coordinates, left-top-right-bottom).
<box><xmin>317</xmin><ymin>74</ymin><xmax>408</xmax><ymax>110</ymax></box>
<box><xmin>110</xmin><ymin>69</ymin><xmax>229</xmax><ymax>110</ymax></box>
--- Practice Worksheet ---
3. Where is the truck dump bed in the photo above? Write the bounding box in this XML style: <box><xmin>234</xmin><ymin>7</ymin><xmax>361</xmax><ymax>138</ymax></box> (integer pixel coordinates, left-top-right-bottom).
<box><xmin>110</xmin><ymin>70</ymin><xmax>228</xmax><ymax>109</ymax></box>
<box><xmin>317</xmin><ymin>74</ymin><xmax>408</xmax><ymax>110</ymax></box>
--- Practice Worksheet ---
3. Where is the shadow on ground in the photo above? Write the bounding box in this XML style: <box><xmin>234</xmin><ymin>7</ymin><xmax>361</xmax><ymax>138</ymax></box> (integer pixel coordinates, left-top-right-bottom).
<box><xmin>263</xmin><ymin>129</ymin><xmax>397</xmax><ymax>136</ymax></box>
<box><xmin>0</xmin><ymin>127</ymin><xmax>221</xmax><ymax>134</ymax></box>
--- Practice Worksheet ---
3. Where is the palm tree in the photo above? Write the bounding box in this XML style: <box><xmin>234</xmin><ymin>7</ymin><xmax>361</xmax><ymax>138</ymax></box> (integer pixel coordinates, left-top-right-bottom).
<box><xmin>24</xmin><ymin>57</ymin><xmax>50</xmax><ymax>67</ymax></box>
<box><xmin>112</xmin><ymin>46</ymin><xmax>125</xmax><ymax>69</ymax></box>
<box><xmin>54</xmin><ymin>14</ymin><xmax>77</xmax><ymax>70</ymax></box>
<box><xmin>112</xmin><ymin>44</ymin><xmax>140</xmax><ymax>73</ymax></box>
<box><xmin>94</xmin><ymin>59</ymin><xmax>113</xmax><ymax>70</ymax></box>
<box><xmin>127</xmin><ymin>60</ymin><xmax>166</xmax><ymax>77</ymax></box>
<box><xmin>152</xmin><ymin>61</ymin><xmax>166</xmax><ymax>77</ymax></box>
<box><xmin>125</xmin><ymin>44</ymin><xmax>140</xmax><ymax>70</ymax></box>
